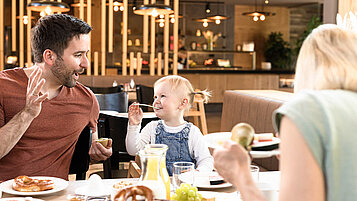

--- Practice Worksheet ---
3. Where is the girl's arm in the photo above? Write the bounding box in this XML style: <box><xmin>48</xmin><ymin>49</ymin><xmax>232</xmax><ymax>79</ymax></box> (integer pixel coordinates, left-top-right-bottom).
<box><xmin>190</xmin><ymin>126</ymin><xmax>214</xmax><ymax>172</ymax></box>
<box><xmin>125</xmin><ymin>121</ymin><xmax>157</xmax><ymax>155</ymax></box>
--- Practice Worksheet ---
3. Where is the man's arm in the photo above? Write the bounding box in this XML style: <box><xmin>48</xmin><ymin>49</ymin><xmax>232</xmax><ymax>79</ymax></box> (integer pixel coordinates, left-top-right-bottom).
<box><xmin>0</xmin><ymin>67</ymin><xmax>48</xmax><ymax>159</ymax></box>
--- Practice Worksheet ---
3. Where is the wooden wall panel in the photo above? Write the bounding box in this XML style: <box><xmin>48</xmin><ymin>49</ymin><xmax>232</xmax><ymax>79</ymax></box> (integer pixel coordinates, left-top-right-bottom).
<box><xmin>234</xmin><ymin>5</ymin><xmax>290</xmax><ymax>70</ymax></box>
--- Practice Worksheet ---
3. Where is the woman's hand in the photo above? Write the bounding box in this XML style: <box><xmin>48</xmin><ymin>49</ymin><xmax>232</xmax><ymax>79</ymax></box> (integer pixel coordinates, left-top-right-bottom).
<box><xmin>128</xmin><ymin>102</ymin><xmax>143</xmax><ymax>126</ymax></box>
<box><xmin>213</xmin><ymin>140</ymin><xmax>251</xmax><ymax>187</ymax></box>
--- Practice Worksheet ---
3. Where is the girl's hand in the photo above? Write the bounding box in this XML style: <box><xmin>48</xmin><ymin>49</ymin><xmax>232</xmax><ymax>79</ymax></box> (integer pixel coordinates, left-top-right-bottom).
<box><xmin>128</xmin><ymin>102</ymin><xmax>143</xmax><ymax>125</ymax></box>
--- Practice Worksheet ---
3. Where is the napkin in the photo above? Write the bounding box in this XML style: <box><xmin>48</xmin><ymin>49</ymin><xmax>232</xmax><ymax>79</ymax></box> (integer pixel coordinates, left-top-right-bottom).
<box><xmin>75</xmin><ymin>174</ymin><xmax>111</xmax><ymax>197</ymax></box>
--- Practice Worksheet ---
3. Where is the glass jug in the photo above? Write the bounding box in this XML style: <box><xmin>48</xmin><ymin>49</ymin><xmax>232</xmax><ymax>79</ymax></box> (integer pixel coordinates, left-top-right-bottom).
<box><xmin>138</xmin><ymin>144</ymin><xmax>170</xmax><ymax>200</ymax></box>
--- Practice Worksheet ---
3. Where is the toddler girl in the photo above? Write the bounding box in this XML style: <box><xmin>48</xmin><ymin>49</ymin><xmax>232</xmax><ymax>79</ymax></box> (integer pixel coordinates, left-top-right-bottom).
<box><xmin>126</xmin><ymin>75</ymin><xmax>213</xmax><ymax>175</ymax></box>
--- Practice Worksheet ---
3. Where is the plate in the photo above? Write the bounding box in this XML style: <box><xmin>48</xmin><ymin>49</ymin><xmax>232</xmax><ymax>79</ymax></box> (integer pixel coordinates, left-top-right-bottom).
<box><xmin>0</xmin><ymin>177</ymin><xmax>68</xmax><ymax>196</ymax></box>
<box><xmin>0</xmin><ymin>198</ymin><xmax>44</xmax><ymax>201</ymax></box>
<box><xmin>179</xmin><ymin>171</ymin><xmax>232</xmax><ymax>189</ymax></box>
<box><xmin>203</xmin><ymin>132</ymin><xmax>280</xmax><ymax>158</ymax></box>
<box><xmin>203</xmin><ymin>132</ymin><xmax>280</xmax><ymax>151</ymax></box>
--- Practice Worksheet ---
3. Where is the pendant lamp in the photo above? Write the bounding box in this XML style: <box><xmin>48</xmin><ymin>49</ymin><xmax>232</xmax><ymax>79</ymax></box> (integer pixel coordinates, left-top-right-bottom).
<box><xmin>27</xmin><ymin>0</ymin><xmax>70</xmax><ymax>13</ymax></box>
<box><xmin>134</xmin><ymin>4</ymin><xmax>173</xmax><ymax>17</ymax></box>
<box><xmin>207</xmin><ymin>2</ymin><xmax>229</xmax><ymax>24</ymax></box>
<box><xmin>242</xmin><ymin>0</ymin><xmax>275</xmax><ymax>21</ymax></box>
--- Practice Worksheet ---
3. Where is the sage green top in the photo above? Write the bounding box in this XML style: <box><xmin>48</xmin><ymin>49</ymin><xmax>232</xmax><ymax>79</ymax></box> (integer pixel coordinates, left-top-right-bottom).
<box><xmin>273</xmin><ymin>90</ymin><xmax>357</xmax><ymax>201</ymax></box>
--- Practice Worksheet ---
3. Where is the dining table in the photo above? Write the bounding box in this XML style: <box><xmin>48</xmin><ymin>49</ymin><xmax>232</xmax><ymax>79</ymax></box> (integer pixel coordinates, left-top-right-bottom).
<box><xmin>0</xmin><ymin>171</ymin><xmax>281</xmax><ymax>201</ymax></box>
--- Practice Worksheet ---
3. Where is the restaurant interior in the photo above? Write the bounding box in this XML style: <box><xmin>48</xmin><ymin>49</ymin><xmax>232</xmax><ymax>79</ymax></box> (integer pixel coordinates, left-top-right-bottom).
<box><xmin>0</xmin><ymin>0</ymin><xmax>356</xmax><ymax>200</ymax></box>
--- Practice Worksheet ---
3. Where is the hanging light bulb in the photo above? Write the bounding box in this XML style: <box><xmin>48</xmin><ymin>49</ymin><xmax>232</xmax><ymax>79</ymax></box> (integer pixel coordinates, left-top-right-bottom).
<box><xmin>215</xmin><ymin>19</ymin><xmax>221</xmax><ymax>24</ymax></box>
<box><xmin>205</xmin><ymin>3</ymin><xmax>211</xmax><ymax>14</ymax></box>
<box><xmin>159</xmin><ymin>22</ymin><xmax>164</xmax><ymax>27</ymax></box>
<box><xmin>45</xmin><ymin>6</ymin><xmax>52</xmax><ymax>15</ymax></box>
<box><xmin>151</xmin><ymin>9</ymin><xmax>159</xmax><ymax>17</ymax></box>
<box><xmin>253</xmin><ymin>16</ymin><xmax>259</xmax><ymax>21</ymax></box>
<box><xmin>23</xmin><ymin>16</ymin><xmax>29</xmax><ymax>25</ymax></box>
<box><xmin>120</xmin><ymin>5</ymin><xmax>124</xmax><ymax>11</ymax></box>
<box><xmin>27</xmin><ymin>0</ymin><xmax>70</xmax><ymax>13</ymax></box>
<box><xmin>203</xmin><ymin>21</ymin><xmax>208</xmax><ymax>27</ymax></box>
<box><xmin>265</xmin><ymin>0</ymin><xmax>269</xmax><ymax>4</ymax></box>
<box><xmin>40</xmin><ymin>11</ymin><xmax>45</xmax><ymax>17</ymax></box>
<box><xmin>170</xmin><ymin>17</ymin><xmax>175</xmax><ymax>23</ymax></box>
<box><xmin>114</xmin><ymin>5</ymin><xmax>119</xmax><ymax>11</ymax></box>
<box><xmin>159</xmin><ymin>14</ymin><xmax>164</xmax><ymax>18</ymax></box>
<box><xmin>260</xmin><ymin>15</ymin><xmax>265</xmax><ymax>21</ymax></box>
<box><xmin>113</xmin><ymin>1</ymin><xmax>122</xmax><ymax>12</ymax></box>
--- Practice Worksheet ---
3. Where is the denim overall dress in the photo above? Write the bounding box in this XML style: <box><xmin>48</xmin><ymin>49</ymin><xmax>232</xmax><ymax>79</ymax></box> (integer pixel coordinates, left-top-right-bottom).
<box><xmin>155</xmin><ymin>120</ymin><xmax>195</xmax><ymax>176</ymax></box>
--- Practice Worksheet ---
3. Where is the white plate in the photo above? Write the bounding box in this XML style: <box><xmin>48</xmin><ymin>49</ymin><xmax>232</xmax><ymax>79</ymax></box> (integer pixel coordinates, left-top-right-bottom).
<box><xmin>203</xmin><ymin>132</ymin><xmax>280</xmax><ymax>158</ymax></box>
<box><xmin>0</xmin><ymin>198</ymin><xmax>44</xmax><ymax>201</ymax></box>
<box><xmin>0</xmin><ymin>177</ymin><xmax>68</xmax><ymax>196</ymax></box>
<box><xmin>179</xmin><ymin>171</ymin><xmax>232</xmax><ymax>189</ymax></box>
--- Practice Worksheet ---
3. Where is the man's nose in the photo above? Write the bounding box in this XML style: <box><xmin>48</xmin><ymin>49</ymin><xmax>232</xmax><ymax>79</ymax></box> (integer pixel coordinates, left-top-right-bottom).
<box><xmin>80</xmin><ymin>55</ymin><xmax>89</xmax><ymax>69</ymax></box>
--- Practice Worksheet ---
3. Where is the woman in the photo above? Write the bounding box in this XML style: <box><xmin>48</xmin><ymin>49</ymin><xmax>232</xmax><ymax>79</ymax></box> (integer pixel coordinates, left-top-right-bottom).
<box><xmin>213</xmin><ymin>24</ymin><xmax>357</xmax><ymax>201</ymax></box>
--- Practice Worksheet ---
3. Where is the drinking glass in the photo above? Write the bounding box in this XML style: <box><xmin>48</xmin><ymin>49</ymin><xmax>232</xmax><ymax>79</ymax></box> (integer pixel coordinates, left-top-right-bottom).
<box><xmin>172</xmin><ymin>162</ymin><xmax>195</xmax><ymax>190</ymax></box>
<box><xmin>250</xmin><ymin>165</ymin><xmax>260</xmax><ymax>182</ymax></box>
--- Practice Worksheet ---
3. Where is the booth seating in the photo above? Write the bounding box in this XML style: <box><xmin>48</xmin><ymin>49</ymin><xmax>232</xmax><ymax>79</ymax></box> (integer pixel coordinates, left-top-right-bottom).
<box><xmin>220</xmin><ymin>90</ymin><xmax>293</xmax><ymax>170</ymax></box>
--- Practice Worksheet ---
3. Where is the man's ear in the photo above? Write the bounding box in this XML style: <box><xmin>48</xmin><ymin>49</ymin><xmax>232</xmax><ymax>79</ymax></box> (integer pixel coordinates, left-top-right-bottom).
<box><xmin>43</xmin><ymin>49</ymin><xmax>56</xmax><ymax>66</ymax></box>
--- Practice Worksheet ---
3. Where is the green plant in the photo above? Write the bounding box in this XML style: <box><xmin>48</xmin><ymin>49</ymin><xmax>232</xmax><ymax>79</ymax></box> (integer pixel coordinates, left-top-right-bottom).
<box><xmin>294</xmin><ymin>16</ymin><xmax>322</xmax><ymax>55</ymax></box>
<box><xmin>264</xmin><ymin>32</ymin><xmax>292</xmax><ymax>69</ymax></box>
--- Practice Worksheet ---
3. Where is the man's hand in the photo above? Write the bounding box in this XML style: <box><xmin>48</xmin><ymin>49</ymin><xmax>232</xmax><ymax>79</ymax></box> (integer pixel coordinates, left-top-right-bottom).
<box><xmin>128</xmin><ymin>102</ymin><xmax>143</xmax><ymax>126</ymax></box>
<box><xmin>24</xmin><ymin>67</ymin><xmax>49</xmax><ymax>118</ymax></box>
<box><xmin>89</xmin><ymin>139</ymin><xmax>113</xmax><ymax>162</ymax></box>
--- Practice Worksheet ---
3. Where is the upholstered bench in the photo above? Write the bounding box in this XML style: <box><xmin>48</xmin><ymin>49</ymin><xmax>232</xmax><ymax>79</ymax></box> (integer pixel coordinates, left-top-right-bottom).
<box><xmin>220</xmin><ymin>90</ymin><xmax>293</xmax><ymax>171</ymax></box>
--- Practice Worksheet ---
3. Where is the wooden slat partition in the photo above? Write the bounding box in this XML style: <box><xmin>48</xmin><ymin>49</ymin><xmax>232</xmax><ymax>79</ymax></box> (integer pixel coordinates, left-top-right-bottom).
<box><xmin>80</xmin><ymin>0</ymin><xmax>84</xmax><ymax>20</ymax></box>
<box><xmin>129</xmin><ymin>52</ymin><xmax>135</xmax><ymax>76</ymax></box>
<box><xmin>143</xmin><ymin>0</ymin><xmax>149</xmax><ymax>53</ymax></box>
<box><xmin>122</xmin><ymin>0</ymin><xmax>128</xmax><ymax>75</ymax></box>
<box><xmin>12</xmin><ymin>0</ymin><xmax>16</xmax><ymax>52</ymax></box>
<box><xmin>94</xmin><ymin>51</ymin><xmax>99</xmax><ymax>75</ymax></box>
<box><xmin>87</xmin><ymin>0</ymin><xmax>92</xmax><ymax>75</ymax></box>
<box><xmin>137</xmin><ymin>52</ymin><xmax>142</xmax><ymax>76</ymax></box>
<box><xmin>108</xmin><ymin>0</ymin><xmax>113</xmax><ymax>53</ymax></box>
<box><xmin>157</xmin><ymin>52</ymin><xmax>162</xmax><ymax>76</ymax></box>
<box><xmin>150</xmin><ymin>0</ymin><xmax>156</xmax><ymax>76</ymax></box>
<box><xmin>173</xmin><ymin>0</ymin><xmax>178</xmax><ymax>75</ymax></box>
<box><xmin>27</xmin><ymin>1</ymin><xmax>32</xmax><ymax>67</ymax></box>
<box><xmin>19</xmin><ymin>0</ymin><xmax>24</xmax><ymax>67</ymax></box>
<box><xmin>0</xmin><ymin>0</ymin><xmax>3</xmax><ymax>71</ymax></box>
<box><xmin>164</xmin><ymin>0</ymin><xmax>169</xmax><ymax>75</ymax></box>
<box><xmin>101</xmin><ymin>0</ymin><xmax>106</xmax><ymax>75</ymax></box>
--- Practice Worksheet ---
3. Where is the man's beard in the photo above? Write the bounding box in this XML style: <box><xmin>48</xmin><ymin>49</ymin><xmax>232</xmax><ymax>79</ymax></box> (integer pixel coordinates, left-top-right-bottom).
<box><xmin>51</xmin><ymin>57</ymin><xmax>77</xmax><ymax>88</ymax></box>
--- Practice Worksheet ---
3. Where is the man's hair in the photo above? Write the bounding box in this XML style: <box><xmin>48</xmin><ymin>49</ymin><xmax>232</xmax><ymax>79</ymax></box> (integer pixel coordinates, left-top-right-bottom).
<box><xmin>294</xmin><ymin>24</ymin><xmax>357</xmax><ymax>93</ymax></box>
<box><xmin>31</xmin><ymin>14</ymin><xmax>92</xmax><ymax>63</ymax></box>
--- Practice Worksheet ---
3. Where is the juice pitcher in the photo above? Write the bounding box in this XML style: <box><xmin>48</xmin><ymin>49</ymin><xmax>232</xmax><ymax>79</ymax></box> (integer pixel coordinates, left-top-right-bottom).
<box><xmin>138</xmin><ymin>144</ymin><xmax>170</xmax><ymax>200</ymax></box>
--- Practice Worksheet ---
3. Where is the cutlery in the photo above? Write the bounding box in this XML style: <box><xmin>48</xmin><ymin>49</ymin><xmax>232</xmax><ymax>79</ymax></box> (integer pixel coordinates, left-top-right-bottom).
<box><xmin>133</xmin><ymin>103</ymin><xmax>159</xmax><ymax>110</ymax></box>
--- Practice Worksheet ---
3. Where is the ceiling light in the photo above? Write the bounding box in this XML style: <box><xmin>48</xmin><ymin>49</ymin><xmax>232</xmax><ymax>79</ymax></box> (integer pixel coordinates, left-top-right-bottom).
<box><xmin>134</xmin><ymin>4</ymin><xmax>174</xmax><ymax>17</ymax></box>
<box><xmin>207</xmin><ymin>15</ymin><xmax>229</xmax><ymax>24</ymax></box>
<box><xmin>242</xmin><ymin>0</ymin><xmax>275</xmax><ymax>21</ymax></box>
<box><xmin>170</xmin><ymin>17</ymin><xmax>175</xmax><ymax>23</ymax></box>
<box><xmin>27</xmin><ymin>0</ymin><xmax>70</xmax><ymax>13</ymax></box>
<box><xmin>205</xmin><ymin>3</ymin><xmax>211</xmax><ymax>14</ymax></box>
<box><xmin>194</xmin><ymin>18</ymin><xmax>213</xmax><ymax>27</ymax></box>
<box><xmin>265</xmin><ymin>0</ymin><xmax>269</xmax><ymax>4</ymax></box>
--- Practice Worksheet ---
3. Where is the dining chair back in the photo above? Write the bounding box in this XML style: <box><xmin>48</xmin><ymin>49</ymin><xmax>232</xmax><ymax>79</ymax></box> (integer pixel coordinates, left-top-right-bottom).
<box><xmin>95</xmin><ymin>92</ymin><xmax>129</xmax><ymax>112</ymax></box>
<box><xmin>136</xmin><ymin>85</ymin><xmax>154</xmax><ymax>112</ymax></box>
<box><xmin>89</xmin><ymin>86</ymin><xmax>123</xmax><ymax>94</ymax></box>
<box><xmin>184</xmin><ymin>90</ymin><xmax>208</xmax><ymax>135</ymax></box>
<box><xmin>69</xmin><ymin>126</ymin><xmax>91</xmax><ymax>180</ymax></box>
<box><xmin>127</xmin><ymin>161</ymin><xmax>141</xmax><ymax>178</ymax></box>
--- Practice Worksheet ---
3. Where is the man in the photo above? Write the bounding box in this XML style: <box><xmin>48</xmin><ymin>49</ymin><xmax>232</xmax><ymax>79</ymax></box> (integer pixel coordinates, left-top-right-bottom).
<box><xmin>0</xmin><ymin>14</ymin><xmax>112</xmax><ymax>180</ymax></box>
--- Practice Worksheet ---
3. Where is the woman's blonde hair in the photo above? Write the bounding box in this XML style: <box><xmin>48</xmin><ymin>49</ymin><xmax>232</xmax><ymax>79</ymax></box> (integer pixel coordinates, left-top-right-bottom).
<box><xmin>294</xmin><ymin>24</ymin><xmax>357</xmax><ymax>93</ymax></box>
<box><xmin>154</xmin><ymin>75</ymin><xmax>211</xmax><ymax>110</ymax></box>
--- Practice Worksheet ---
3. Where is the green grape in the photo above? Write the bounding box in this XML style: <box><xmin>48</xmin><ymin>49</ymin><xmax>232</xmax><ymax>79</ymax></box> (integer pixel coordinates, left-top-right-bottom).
<box><xmin>176</xmin><ymin>188</ymin><xmax>182</xmax><ymax>195</ymax></box>
<box><xmin>192</xmin><ymin>186</ymin><xmax>198</xmax><ymax>193</ymax></box>
<box><xmin>188</xmin><ymin>189</ymin><xmax>195</xmax><ymax>197</ymax></box>
<box><xmin>188</xmin><ymin>197</ymin><xmax>195</xmax><ymax>201</ymax></box>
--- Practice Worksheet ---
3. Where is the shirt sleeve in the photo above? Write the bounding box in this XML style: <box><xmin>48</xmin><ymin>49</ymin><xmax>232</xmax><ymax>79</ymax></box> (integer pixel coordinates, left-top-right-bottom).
<box><xmin>88</xmin><ymin>92</ymin><xmax>100</xmax><ymax>133</ymax></box>
<box><xmin>189</xmin><ymin>125</ymin><xmax>214</xmax><ymax>172</ymax></box>
<box><xmin>126</xmin><ymin>121</ymin><xmax>157</xmax><ymax>155</ymax></box>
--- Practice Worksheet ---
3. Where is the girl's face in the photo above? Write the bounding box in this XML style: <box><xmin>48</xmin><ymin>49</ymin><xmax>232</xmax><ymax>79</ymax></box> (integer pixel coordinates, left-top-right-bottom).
<box><xmin>153</xmin><ymin>82</ymin><xmax>184</xmax><ymax>120</ymax></box>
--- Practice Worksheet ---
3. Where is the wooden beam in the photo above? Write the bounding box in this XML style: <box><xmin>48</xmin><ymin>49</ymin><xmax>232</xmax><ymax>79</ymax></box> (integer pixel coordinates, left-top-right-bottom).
<box><xmin>173</xmin><ymin>0</ymin><xmax>179</xmax><ymax>75</ymax></box>
<box><xmin>101</xmin><ymin>0</ymin><xmax>106</xmax><ymax>75</ymax></box>
<box><xmin>122</xmin><ymin>0</ymin><xmax>128</xmax><ymax>75</ymax></box>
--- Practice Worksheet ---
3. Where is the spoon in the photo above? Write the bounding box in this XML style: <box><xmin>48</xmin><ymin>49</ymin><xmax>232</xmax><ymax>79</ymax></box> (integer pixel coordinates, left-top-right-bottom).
<box><xmin>133</xmin><ymin>103</ymin><xmax>159</xmax><ymax>110</ymax></box>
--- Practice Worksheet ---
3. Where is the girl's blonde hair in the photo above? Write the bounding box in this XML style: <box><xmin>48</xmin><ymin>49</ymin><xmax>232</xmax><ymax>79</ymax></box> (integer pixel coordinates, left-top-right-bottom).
<box><xmin>154</xmin><ymin>75</ymin><xmax>211</xmax><ymax>110</ymax></box>
<box><xmin>294</xmin><ymin>24</ymin><xmax>357</xmax><ymax>93</ymax></box>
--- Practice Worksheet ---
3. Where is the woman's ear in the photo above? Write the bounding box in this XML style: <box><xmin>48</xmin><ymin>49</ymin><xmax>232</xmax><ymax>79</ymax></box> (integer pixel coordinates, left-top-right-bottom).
<box><xmin>43</xmin><ymin>49</ymin><xmax>56</xmax><ymax>66</ymax></box>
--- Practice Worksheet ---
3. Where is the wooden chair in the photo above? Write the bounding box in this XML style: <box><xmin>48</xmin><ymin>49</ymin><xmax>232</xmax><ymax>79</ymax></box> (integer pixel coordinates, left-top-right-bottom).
<box><xmin>127</xmin><ymin>161</ymin><xmax>141</xmax><ymax>178</ymax></box>
<box><xmin>184</xmin><ymin>91</ymin><xmax>208</xmax><ymax>135</ymax></box>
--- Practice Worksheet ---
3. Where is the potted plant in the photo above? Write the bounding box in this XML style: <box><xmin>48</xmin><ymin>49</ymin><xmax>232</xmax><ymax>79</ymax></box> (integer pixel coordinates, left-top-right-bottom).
<box><xmin>264</xmin><ymin>32</ymin><xmax>292</xmax><ymax>69</ymax></box>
